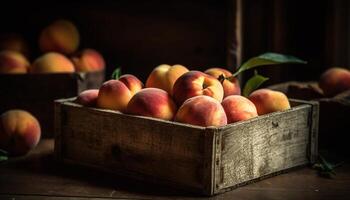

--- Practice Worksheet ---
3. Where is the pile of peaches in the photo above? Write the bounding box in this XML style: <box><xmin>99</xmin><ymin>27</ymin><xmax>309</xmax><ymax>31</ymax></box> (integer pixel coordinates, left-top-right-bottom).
<box><xmin>0</xmin><ymin>19</ymin><xmax>106</xmax><ymax>157</ymax></box>
<box><xmin>0</xmin><ymin>19</ymin><xmax>105</xmax><ymax>74</ymax></box>
<box><xmin>76</xmin><ymin>64</ymin><xmax>291</xmax><ymax>127</ymax></box>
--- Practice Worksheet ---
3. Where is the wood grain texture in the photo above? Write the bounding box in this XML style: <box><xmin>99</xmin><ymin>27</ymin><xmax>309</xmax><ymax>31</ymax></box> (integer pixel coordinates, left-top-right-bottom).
<box><xmin>2</xmin><ymin>139</ymin><xmax>345</xmax><ymax>200</ymax></box>
<box><xmin>269</xmin><ymin>81</ymin><xmax>350</xmax><ymax>155</ymax></box>
<box><xmin>215</xmin><ymin>101</ymin><xmax>317</xmax><ymax>193</ymax></box>
<box><xmin>0</xmin><ymin>71</ymin><xmax>104</xmax><ymax>138</ymax></box>
<box><xmin>55</xmin><ymin>101</ymin><xmax>214</xmax><ymax>194</ymax></box>
<box><xmin>55</xmin><ymin>99</ymin><xmax>318</xmax><ymax>195</ymax></box>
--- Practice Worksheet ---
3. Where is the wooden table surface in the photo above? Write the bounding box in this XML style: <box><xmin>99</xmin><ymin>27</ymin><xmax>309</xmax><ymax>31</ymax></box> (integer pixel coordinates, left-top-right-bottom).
<box><xmin>0</xmin><ymin>139</ymin><xmax>349</xmax><ymax>200</ymax></box>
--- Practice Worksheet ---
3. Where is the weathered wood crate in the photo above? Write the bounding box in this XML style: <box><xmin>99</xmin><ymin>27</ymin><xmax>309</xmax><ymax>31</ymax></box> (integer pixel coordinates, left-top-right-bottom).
<box><xmin>269</xmin><ymin>81</ymin><xmax>350</xmax><ymax>154</ymax></box>
<box><xmin>0</xmin><ymin>71</ymin><xmax>104</xmax><ymax>138</ymax></box>
<box><xmin>54</xmin><ymin>98</ymin><xmax>318</xmax><ymax>196</ymax></box>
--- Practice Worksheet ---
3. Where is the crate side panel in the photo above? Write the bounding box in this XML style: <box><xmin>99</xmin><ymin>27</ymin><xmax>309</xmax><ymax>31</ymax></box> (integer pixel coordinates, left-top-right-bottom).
<box><xmin>218</xmin><ymin>106</ymin><xmax>312</xmax><ymax>190</ymax></box>
<box><xmin>59</xmin><ymin>104</ymin><xmax>209</xmax><ymax>189</ymax></box>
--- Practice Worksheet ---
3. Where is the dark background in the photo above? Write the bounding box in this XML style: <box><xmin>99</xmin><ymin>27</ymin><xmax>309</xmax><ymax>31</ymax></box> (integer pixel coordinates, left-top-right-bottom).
<box><xmin>0</xmin><ymin>0</ymin><xmax>349</xmax><ymax>85</ymax></box>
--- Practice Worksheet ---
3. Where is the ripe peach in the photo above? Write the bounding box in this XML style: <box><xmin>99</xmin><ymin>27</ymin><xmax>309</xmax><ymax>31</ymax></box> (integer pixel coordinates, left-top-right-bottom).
<box><xmin>248</xmin><ymin>88</ymin><xmax>291</xmax><ymax>115</ymax></box>
<box><xmin>205</xmin><ymin>67</ymin><xmax>241</xmax><ymax>97</ymax></box>
<box><xmin>172</xmin><ymin>71</ymin><xmax>224</xmax><ymax>106</ymax></box>
<box><xmin>222</xmin><ymin>95</ymin><xmax>258</xmax><ymax>124</ymax></box>
<box><xmin>118</xmin><ymin>74</ymin><xmax>144</xmax><ymax>95</ymax></box>
<box><xmin>71</xmin><ymin>48</ymin><xmax>105</xmax><ymax>72</ymax></box>
<box><xmin>39</xmin><ymin>19</ymin><xmax>80</xmax><ymax>54</ymax></box>
<box><xmin>0</xmin><ymin>110</ymin><xmax>41</xmax><ymax>156</ymax></box>
<box><xmin>97</xmin><ymin>75</ymin><xmax>143</xmax><ymax>112</ymax></box>
<box><xmin>31</xmin><ymin>52</ymin><xmax>75</xmax><ymax>73</ymax></box>
<box><xmin>0</xmin><ymin>33</ymin><xmax>29</xmax><ymax>56</ymax></box>
<box><xmin>127</xmin><ymin>88</ymin><xmax>177</xmax><ymax>120</ymax></box>
<box><xmin>76</xmin><ymin>89</ymin><xmax>99</xmax><ymax>106</ymax></box>
<box><xmin>174</xmin><ymin>95</ymin><xmax>227</xmax><ymax>127</ymax></box>
<box><xmin>0</xmin><ymin>50</ymin><xmax>30</xmax><ymax>74</ymax></box>
<box><xmin>319</xmin><ymin>67</ymin><xmax>350</xmax><ymax>97</ymax></box>
<box><xmin>146</xmin><ymin>64</ymin><xmax>189</xmax><ymax>95</ymax></box>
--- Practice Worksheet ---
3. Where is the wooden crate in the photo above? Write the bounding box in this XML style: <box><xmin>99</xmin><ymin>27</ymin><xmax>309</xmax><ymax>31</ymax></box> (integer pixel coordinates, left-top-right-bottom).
<box><xmin>54</xmin><ymin>98</ymin><xmax>318</xmax><ymax>196</ymax></box>
<box><xmin>0</xmin><ymin>71</ymin><xmax>104</xmax><ymax>138</ymax></box>
<box><xmin>269</xmin><ymin>81</ymin><xmax>350</xmax><ymax>154</ymax></box>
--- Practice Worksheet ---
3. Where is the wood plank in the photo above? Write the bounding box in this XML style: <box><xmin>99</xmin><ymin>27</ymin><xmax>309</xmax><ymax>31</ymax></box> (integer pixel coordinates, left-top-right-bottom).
<box><xmin>56</xmin><ymin>101</ymin><xmax>212</xmax><ymax>193</ymax></box>
<box><xmin>1</xmin><ymin>140</ymin><xmax>350</xmax><ymax>200</ymax></box>
<box><xmin>217</xmin><ymin>103</ymin><xmax>314</xmax><ymax>192</ymax></box>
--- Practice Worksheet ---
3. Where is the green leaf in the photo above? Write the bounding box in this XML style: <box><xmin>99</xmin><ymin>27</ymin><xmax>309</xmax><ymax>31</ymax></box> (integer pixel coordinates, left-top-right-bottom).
<box><xmin>312</xmin><ymin>153</ymin><xmax>344</xmax><ymax>178</ymax></box>
<box><xmin>0</xmin><ymin>149</ymin><xmax>8</xmax><ymax>163</ymax></box>
<box><xmin>0</xmin><ymin>155</ymin><xmax>8</xmax><ymax>162</ymax></box>
<box><xmin>243</xmin><ymin>72</ymin><xmax>269</xmax><ymax>97</ymax></box>
<box><xmin>111</xmin><ymin>67</ymin><xmax>122</xmax><ymax>80</ymax></box>
<box><xmin>319</xmin><ymin>155</ymin><xmax>334</xmax><ymax>171</ymax></box>
<box><xmin>233</xmin><ymin>52</ymin><xmax>307</xmax><ymax>77</ymax></box>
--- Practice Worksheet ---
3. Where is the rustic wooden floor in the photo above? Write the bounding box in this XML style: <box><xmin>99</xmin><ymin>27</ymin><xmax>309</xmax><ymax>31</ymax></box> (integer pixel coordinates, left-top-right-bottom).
<box><xmin>0</xmin><ymin>139</ymin><xmax>349</xmax><ymax>200</ymax></box>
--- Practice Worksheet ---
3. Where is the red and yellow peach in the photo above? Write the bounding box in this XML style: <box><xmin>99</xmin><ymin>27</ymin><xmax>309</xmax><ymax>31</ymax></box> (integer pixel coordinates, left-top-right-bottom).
<box><xmin>127</xmin><ymin>88</ymin><xmax>177</xmax><ymax>120</ymax></box>
<box><xmin>248</xmin><ymin>88</ymin><xmax>291</xmax><ymax>115</ymax></box>
<box><xmin>222</xmin><ymin>95</ymin><xmax>257</xmax><ymax>123</ymax></box>
<box><xmin>0</xmin><ymin>110</ymin><xmax>41</xmax><ymax>156</ymax></box>
<box><xmin>175</xmin><ymin>95</ymin><xmax>227</xmax><ymax>127</ymax></box>
<box><xmin>0</xmin><ymin>33</ymin><xmax>29</xmax><ymax>56</ymax></box>
<box><xmin>97</xmin><ymin>74</ymin><xmax>143</xmax><ymax>112</ymax></box>
<box><xmin>71</xmin><ymin>48</ymin><xmax>105</xmax><ymax>72</ymax></box>
<box><xmin>172</xmin><ymin>71</ymin><xmax>224</xmax><ymax>105</ymax></box>
<box><xmin>204</xmin><ymin>67</ymin><xmax>241</xmax><ymax>97</ymax></box>
<box><xmin>146</xmin><ymin>64</ymin><xmax>189</xmax><ymax>95</ymax></box>
<box><xmin>76</xmin><ymin>89</ymin><xmax>99</xmax><ymax>106</ymax></box>
<box><xmin>39</xmin><ymin>19</ymin><xmax>80</xmax><ymax>54</ymax></box>
<box><xmin>0</xmin><ymin>50</ymin><xmax>30</xmax><ymax>74</ymax></box>
<box><xmin>30</xmin><ymin>52</ymin><xmax>75</xmax><ymax>73</ymax></box>
<box><xmin>319</xmin><ymin>67</ymin><xmax>350</xmax><ymax>97</ymax></box>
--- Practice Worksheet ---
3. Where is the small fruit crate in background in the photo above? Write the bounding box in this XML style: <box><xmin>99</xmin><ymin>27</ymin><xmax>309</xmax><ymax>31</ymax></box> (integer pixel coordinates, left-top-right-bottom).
<box><xmin>269</xmin><ymin>81</ymin><xmax>350</xmax><ymax>154</ymax></box>
<box><xmin>0</xmin><ymin>70</ymin><xmax>104</xmax><ymax>138</ymax></box>
<box><xmin>54</xmin><ymin>98</ymin><xmax>318</xmax><ymax>196</ymax></box>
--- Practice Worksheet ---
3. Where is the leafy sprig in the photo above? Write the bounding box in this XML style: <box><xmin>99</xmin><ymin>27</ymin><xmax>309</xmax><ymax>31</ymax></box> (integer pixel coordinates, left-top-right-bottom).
<box><xmin>224</xmin><ymin>52</ymin><xmax>307</xmax><ymax>96</ymax></box>
<box><xmin>0</xmin><ymin>149</ymin><xmax>8</xmax><ymax>163</ymax></box>
<box><xmin>232</xmin><ymin>52</ymin><xmax>307</xmax><ymax>77</ymax></box>
<box><xmin>242</xmin><ymin>71</ymin><xmax>269</xmax><ymax>97</ymax></box>
<box><xmin>313</xmin><ymin>154</ymin><xmax>344</xmax><ymax>178</ymax></box>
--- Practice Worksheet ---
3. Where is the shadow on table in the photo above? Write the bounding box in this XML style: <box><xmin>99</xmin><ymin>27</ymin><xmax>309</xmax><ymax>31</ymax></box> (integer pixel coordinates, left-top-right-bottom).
<box><xmin>2</xmin><ymin>145</ymin><xmax>203</xmax><ymax>198</ymax></box>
